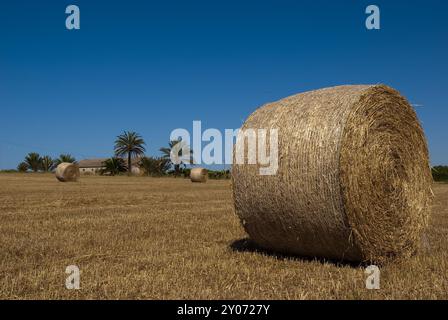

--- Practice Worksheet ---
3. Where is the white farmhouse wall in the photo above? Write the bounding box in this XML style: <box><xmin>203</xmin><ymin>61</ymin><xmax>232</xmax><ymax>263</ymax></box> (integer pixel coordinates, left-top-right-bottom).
<box><xmin>80</xmin><ymin>167</ymin><xmax>103</xmax><ymax>175</ymax></box>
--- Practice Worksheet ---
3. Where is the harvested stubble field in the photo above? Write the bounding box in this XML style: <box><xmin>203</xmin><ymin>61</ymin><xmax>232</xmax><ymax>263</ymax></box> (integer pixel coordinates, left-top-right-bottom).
<box><xmin>0</xmin><ymin>173</ymin><xmax>447</xmax><ymax>300</ymax></box>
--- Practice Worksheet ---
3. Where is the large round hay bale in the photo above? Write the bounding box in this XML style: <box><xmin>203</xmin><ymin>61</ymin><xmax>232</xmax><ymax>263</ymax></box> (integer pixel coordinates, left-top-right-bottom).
<box><xmin>55</xmin><ymin>162</ymin><xmax>80</xmax><ymax>182</ymax></box>
<box><xmin>232</xmin><ymin>85</ymin><xmax>433</xmax><ymax>263</ymax></box>
<box><xmin>190</xmin><ymin>168</ymin><xmax>208</xmax><ymax>183</ymax></box>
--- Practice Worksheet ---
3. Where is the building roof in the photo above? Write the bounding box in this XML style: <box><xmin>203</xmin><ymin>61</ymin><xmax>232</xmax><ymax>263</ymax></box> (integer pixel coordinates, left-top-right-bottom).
<box><xmin>78</xmin><ymin>158</ymin><xmax>109</xmax><ymax>168</ymax></box>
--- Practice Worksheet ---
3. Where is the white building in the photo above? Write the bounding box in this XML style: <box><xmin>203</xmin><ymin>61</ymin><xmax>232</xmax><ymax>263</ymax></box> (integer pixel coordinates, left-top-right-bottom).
<box><xmin>77</xmin><ymin>158</ymin><xmax>108</xmax><ymax>175</ymax></box>
<box><xmin>77</xmin><ymin>158</ymin><xmax>142</xmax><ymax>175</ymax></box>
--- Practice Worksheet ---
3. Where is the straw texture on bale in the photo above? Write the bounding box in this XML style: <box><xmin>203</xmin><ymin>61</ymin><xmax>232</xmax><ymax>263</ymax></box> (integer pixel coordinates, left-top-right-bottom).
<box><xmin>190</xmin><ymin>168</ymin><xmax>208</xmax><ymax>183</ymax></box>
<box><xmin>232</xmin><ymin>84</ymin><xmax>433</xmax><ymax>263</ymax></box>
<box><xmin>55</xmin><ymin>162</ymin><xmax>80</xmax><ymax>182</ymax></box>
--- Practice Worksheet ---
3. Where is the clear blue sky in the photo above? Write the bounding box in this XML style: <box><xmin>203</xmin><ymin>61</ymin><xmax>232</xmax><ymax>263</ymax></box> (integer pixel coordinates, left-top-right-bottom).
<box><xmin>0</xmin><ymin>0</ymin><xmax>447</xmax><ymax>169</ymax></box>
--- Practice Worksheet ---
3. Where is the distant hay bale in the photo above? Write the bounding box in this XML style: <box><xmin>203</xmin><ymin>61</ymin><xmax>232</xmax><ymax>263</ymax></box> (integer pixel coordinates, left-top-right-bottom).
<box><xmin>232</xmin><ymin>84</ymin><xmax>433</xmax><ymax>263</ymax></box>
<box><xmin>131</xmin><ymin>166</ymin><xmax>141</xmax><ymax>176</ymax></box>
<box><xmin>190</xmin><ymin>168</ymin><xmax>208</xmax><ymax>183</ymax></box>
<box><xmin>55</xmin><ymin>163</ymin><xmax>80</xmax><ymax>182</ymax></box>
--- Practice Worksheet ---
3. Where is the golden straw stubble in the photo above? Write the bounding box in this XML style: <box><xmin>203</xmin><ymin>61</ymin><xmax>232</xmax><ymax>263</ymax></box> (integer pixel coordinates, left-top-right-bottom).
<box><xmin>232</xmin><ymin>84</ymin><xmax>433</xmax><ymax>263</ymax></box>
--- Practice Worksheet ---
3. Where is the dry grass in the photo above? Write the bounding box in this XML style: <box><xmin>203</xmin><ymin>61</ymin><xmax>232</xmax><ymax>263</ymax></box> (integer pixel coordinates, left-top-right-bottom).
<box><xmin>0</xmin><ymin>173</ymin><xmax>447</xmax><ymax>299</ymax></box>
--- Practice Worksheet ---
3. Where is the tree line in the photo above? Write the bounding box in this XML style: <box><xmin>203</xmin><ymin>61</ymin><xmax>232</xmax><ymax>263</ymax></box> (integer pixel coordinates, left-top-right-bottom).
<box><xmin>13</xmin><ymin>130</ymin><xmax>446</xmax><ymax>182</ymax></box>
<box><xmin>17</xmin><ymin>153</ymin><xmax>75</xmax><ymax>173</ymax></box>
<box><xmin>14</xmin><ymin>131</ymin><xmax>230</xmax><ymax>179</ymax></box>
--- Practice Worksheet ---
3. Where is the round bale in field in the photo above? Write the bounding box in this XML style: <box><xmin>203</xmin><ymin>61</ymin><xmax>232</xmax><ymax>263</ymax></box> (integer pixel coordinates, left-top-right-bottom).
<box><xmin>55</xmin><ymin>162</ymin><xmax>80</xmax><ymax>182</ymax></box>
<box><xmin>190</xmin><ymin>167</ymin><xmax>208</xmax><ymax>183</ymax></box>
<box><xmin>232</xmin><ymin>84</ymin><xmax>433</xmax><ymax>263</ymax></box>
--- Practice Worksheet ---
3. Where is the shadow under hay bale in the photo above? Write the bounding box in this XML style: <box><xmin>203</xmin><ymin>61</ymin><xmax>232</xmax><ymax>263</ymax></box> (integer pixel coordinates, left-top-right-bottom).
<box><xmin>232</xmin><ymin>84</ymin><xmax>433</xmax><ymax>264</ymax></box>
<box><xmin>229</xmin><ymin>238</ymin><xmax>363</xmax><ymax>267</ymax></box>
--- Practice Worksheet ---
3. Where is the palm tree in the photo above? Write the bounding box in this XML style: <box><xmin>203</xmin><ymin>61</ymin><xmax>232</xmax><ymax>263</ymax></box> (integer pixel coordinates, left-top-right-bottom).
<box><xmin>24</xmin><ymin>152</ymin><xmax>41</xmax><ymax>172</ymax></box>
<box><xmin>40</xmin><ymin>156</ymin><xmax>54</xmax><ymax>172</ymax></box>
<box><xmin>17</xmin><ymin>162</ymin><xmax>29</xmax><ymax>172</ymax></box>
<box><xmin>100</xmin><ymin>158</ymin><xmax>127</xmax><ymax>176</ymax></box>
<box><xmin>160</xmin><ymin>139</ymin><xmax>193</xmax><ymax>176</ymax></box>
<box><xmin>54</xmin><ymin>154</ymin><xmax>76</xmax><ymax>166</ymax></box>
<box><xmin>114</xmin><ymin>131</ymin><xmax>146</xmax><ymax>176</ymax></box>
<box><xmin>139</xmin><ymin>156</ymin><xmax>170</xmax><ymax>177</ymax></box>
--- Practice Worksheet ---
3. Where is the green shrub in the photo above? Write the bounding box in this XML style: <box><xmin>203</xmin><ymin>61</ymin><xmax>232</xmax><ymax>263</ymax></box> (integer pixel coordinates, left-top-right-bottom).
<box><xmin>140</xmin><ymin>157</ymin><xmax>170</xmax><ymax>177</ymax></box>
<box><xmin>207</xmin><ymin>170</ymin><xmax>231</xmax><ymax>180</ymax></box>
<box><xmin>432</xmin><ymin>166</ymin><xmax>448</xmax><ymax>182</ymax></box>
<box><xmin>0</xmin><ymin>169</ymin><xmax>18</xmax><ymax>173</ymax></box>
